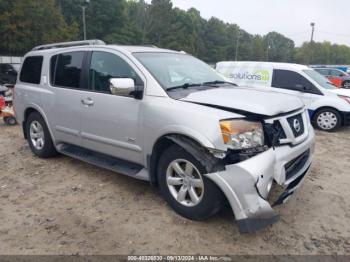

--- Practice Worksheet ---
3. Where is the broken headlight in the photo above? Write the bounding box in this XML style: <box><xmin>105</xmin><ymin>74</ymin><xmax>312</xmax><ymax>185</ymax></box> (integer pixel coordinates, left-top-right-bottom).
<box><xmin>220</xmin><ymin>119</ymin><xmax>265</xmax><ymax>149</ymax></box>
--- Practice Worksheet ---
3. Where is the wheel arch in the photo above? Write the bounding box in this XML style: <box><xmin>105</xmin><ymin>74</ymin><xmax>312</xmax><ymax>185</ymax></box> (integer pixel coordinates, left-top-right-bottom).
<box><xmin>22</xmin><ymin>106</ymin><xmax>54</xmax><ymax>140</ymax></box>
<box><xmin>148</xmin><ymin>133</ymin><xmax>221</xmax><ymax>187</ymax></box>
<box><xmin>311</xmin><ymin>106</ymin><xmax>344</xmax><ymax>126</ymax></box>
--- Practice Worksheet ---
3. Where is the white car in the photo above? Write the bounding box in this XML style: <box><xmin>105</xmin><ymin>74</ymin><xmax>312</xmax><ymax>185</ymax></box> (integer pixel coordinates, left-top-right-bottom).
<box><xmin>216</xmin><ymin>61</ymin><xmax>350</xmax><ymax>131</ymax></box>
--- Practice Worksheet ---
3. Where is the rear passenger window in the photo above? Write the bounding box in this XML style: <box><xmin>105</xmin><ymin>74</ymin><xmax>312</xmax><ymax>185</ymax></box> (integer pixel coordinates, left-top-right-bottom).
<box><xmin>272</xmin><ymin>69</ymin><xmax>320</xmax><ymax>95</ymax></box>
<box><xmin>20</xmin><ymin>56</ymin><xmax>43</xmax><ymax>84</ymax></box>
<box><xmin>51</xmin><ymin>52</ymin><xmax>84</xmax><ymax>89</ymax></box>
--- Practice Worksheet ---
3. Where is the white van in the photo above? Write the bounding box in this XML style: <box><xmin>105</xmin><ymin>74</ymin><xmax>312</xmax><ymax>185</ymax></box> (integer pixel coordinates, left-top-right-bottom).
<box><xmin>216</xmin><ymin>61</ymin><xmax>350</xmax><ymax>131</ymax></box>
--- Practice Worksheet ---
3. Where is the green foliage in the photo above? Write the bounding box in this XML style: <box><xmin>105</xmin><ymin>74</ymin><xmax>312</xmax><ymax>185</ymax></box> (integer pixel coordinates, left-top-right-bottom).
<box><xmin>0</xmin><ymin>0</ymin><xmax>78</xmax><ymax>55</ymax></box>
<box><xmin>264</xmin><ymin>32</ymin><xmax>295</xmax><ymax>62</ymax></box>
<box><xmin>295</xmin><ymin>42</ymin><xmax>350</xmax><ymax>65</ymax></box>
<box><xmin>1</xmin><ymin>0</ymin><xmax>350</xmax><ymax>65</ymax></box>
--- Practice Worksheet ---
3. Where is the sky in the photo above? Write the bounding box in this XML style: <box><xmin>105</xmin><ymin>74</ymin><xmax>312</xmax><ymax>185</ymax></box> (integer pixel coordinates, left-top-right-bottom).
<box><xmin>145</xmin><ymin>0</ymin><xmax>350</xmax><ymax>47</ymax></box>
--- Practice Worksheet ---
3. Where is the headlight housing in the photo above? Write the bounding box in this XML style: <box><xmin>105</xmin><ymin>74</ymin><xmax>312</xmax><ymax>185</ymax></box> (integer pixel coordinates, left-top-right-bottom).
<box><xmin>220</xmin><ymin>119</ymin><xmax>265</xmax><ymax>149</ymax></box>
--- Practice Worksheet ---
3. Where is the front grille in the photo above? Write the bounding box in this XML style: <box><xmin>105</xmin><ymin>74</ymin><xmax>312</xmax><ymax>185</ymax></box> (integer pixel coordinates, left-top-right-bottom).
<box><xmin>273</xmin><ymin>120</ymin><xmax>287</xmax><ymax>139</ymax></box>
<box><xmin>285</xmin><ymin>149</ymin><xmax>310</xmax><ymax>180</ymax></box>
<box><xmin>264</xmin><ymin>120</ymin><xmax>286</xmax><ymax>147</ymax></box>
<box><xmin>287</xmin><ymin>114</ymin><xmax>304</xmax><ymax>137</ymax></box>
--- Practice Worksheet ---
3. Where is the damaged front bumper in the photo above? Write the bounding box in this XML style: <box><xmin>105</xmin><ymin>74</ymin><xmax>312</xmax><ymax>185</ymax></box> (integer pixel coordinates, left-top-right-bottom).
<box><xmin>205</xmin><ymin>127</ymin><xmax>315</xmax><ymax>233</ymax></box>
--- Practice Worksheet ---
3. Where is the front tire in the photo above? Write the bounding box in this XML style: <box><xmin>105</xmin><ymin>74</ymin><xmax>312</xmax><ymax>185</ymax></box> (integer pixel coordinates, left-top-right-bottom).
<box><xmin>25</xmin><ymin>112</ymin><xmax>58</xmax><ymax>158</ymax></box>
<box><xmin>157</xmin><ymin>144</ymin><xmax>224</xmax><ymax>220</ymax></box>
<box><xmin>313</xmin><ymin>108</ymin><xmax>341</xmax><ymax>132</ymax></box>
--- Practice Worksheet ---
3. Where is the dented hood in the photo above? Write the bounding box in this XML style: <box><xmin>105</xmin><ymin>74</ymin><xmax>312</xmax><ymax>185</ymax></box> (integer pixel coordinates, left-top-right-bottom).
<box><xmin>180</xmin><ymin>87</ymin><xmax>304</xmax><ymax>117</ymax></box>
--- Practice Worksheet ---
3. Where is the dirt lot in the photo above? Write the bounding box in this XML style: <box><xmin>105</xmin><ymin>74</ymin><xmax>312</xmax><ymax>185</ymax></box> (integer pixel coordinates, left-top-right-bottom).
<box><xmin>0</xmin><ymin>123</ymin><xmax>349</xmax><ymax>255</ymax></box>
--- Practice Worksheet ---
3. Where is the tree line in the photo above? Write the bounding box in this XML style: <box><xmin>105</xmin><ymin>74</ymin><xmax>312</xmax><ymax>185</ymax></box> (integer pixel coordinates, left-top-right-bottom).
<box><xmin>1</xmin><ymin>0</ymin><xmax>350</xmax><ymax>65</ymax></box>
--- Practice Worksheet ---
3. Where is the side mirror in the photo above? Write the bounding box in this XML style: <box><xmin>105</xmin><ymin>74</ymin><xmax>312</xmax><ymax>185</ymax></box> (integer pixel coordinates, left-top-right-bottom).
<box><xmin>109</xmin><ymin>78</ymin><xmax>135</xmax><ymax>97</ymax></box>
<box><xmin>295</xmin><ymin>84</ymin><xmax>307</xmax><ymax>92</ymax></box>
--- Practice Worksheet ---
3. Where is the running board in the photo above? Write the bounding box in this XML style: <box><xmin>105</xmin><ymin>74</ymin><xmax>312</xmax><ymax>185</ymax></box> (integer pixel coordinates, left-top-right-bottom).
<box><xmin>57</xmin><ymin>143</ymin><xmax>148</xmax><ymax>180</ymax></box>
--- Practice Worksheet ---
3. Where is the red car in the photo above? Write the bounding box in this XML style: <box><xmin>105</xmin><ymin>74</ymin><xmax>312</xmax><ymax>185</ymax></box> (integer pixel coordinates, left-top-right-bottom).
<box><xmin>314</xmin><ymin>68</ymin><xmax>350</xmax><ymax>89</ymax></box>
<box><xmin>0</xmin><ymin>86</ymin><xmax>16</xmax><ymax>125</ymax></box>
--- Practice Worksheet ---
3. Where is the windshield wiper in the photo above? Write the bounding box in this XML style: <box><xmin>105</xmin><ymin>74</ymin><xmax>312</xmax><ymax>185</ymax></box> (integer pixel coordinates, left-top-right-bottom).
<box><xmin>167</xmin><ymin>80</ymin><xmax>237</xmax><ymax>91</ymax></box>
<box><xmin>167</xmin><ymin>83</ymin><xmax>202</xmax><ymax>91</ymax></box>
<box><xmin>202</xmin><ymin>80</ymin><xmax>237</xmax><ymax>86</ymax></box>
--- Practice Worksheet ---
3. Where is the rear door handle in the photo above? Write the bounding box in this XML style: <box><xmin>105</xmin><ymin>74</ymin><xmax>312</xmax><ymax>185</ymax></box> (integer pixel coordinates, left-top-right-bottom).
<box><xmin>81</xmin><ymin>97</ymin><xmax>94</xmax><ymax>106</ymax></box>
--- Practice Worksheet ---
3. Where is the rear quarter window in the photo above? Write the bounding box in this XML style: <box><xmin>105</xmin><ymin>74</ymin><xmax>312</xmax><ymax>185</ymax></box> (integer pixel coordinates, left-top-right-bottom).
<box><xmin>19</xmin><ymin>56</ymin><xmax>43</xmax><ymax>84</ymax></box>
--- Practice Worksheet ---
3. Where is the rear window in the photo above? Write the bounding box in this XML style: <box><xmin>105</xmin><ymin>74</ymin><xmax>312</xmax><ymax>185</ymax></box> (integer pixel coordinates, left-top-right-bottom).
<box><xmin>51</xmin><ymin>51</ymin><xmax>84</xmax><ymax>89</ymax></box>
<box><xmin>19</xmin><ymin>56</ymin><xmax>43</xmax><ymax>84</ymax></box>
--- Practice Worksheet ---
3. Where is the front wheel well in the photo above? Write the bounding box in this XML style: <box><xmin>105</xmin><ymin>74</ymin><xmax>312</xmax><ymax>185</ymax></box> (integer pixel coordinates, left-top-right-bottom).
<box><xmin>148</xmin><ymin>134</ymin><xmax>221</xmax><ymax>187</ymax></box>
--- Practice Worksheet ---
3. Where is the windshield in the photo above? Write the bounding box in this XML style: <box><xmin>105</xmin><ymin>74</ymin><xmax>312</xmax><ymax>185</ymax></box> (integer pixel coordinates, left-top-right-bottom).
<box><xmin>133</xmin><ymin>52</ymin><xmax>225</xmax><ymax>90</ymax></box>
<box><xmin>303</xmin><ymin>69</ymin><xmax>336</xmax><ymax>90</ymax></box>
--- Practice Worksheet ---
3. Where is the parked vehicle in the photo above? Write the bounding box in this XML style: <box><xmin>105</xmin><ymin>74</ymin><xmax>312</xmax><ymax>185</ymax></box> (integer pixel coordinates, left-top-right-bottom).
<box><xmin>313</xmin><ymin>67</ymin><xmax>350</xmax><ymax>89</ymax></box>
<box><xmin>0</xmin><ymin>94</ymin><xmax>16</xmax><ymax>125</ymax></box>
<box><xmin>14</xmin><ymin>40</ymin><xmax>315</xmax><ymax>233</ymax></box>
<box><xmin>0</xmin><ymin>63</ymin><xmax>18</xmax><ymax>85</ymax></box>
<box><xmin>216</xmin><ymin>61</ymin><xmax>350</xmax><ymax>132</ymax></box>
<box><xmin>0</xmin><ymin>85</ymin><xmax>7</xmax><ymax>97</ymax></box>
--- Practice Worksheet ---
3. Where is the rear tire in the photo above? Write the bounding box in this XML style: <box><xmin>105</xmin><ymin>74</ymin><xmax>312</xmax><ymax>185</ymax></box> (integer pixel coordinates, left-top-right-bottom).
<box><xmin>25</xmin><ymin>112</ymin><xmax>58</xmax><ymax>158</ymax></box>
<box><xmin>313</xmin><ymin>108</ymin><xmax>341</xmax><ymax>132</ymax></box>
<box><xmin>157</xmin><ymin>144</ymin><xmax>224</xmax><ymax>220</ymax></box>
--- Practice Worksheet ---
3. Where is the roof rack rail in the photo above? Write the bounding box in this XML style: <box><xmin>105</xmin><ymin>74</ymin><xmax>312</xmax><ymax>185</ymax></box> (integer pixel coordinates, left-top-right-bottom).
<box><xmin>32</xmin><ymin>39</ymin><xmax>106</xmax><ymax>51</ymax></box>
<box><xmin>140</xmin><ymin>45</ymin><xmax>158</xmax><ymax>48</ymax></box>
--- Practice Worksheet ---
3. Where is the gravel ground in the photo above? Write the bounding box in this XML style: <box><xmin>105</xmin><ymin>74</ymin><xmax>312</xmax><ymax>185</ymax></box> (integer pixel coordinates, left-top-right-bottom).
<box><xmin>0</xmin><ymin>123</ymin><xmax>349</xmax><ymax>255</ymax></box>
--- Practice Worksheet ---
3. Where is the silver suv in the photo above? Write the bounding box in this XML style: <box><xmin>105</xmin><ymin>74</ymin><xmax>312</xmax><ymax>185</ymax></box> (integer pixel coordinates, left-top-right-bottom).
<box><xmin>14</xmin><ymin>40</ymin><xmax>315</xmax><ymax>233</ymax></box>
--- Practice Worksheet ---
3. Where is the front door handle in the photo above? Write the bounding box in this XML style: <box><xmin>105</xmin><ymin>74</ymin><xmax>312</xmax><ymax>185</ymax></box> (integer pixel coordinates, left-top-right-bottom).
<box><xmin>81</xmin><ymin>97</ymin><xmax>94</xmax><ymax>106</ymax></box>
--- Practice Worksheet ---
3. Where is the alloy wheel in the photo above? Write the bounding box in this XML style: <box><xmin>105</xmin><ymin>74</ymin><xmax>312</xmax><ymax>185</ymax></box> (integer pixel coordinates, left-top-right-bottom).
<box><xmin>166</xmin><ymin>159</ymin><xmax>204</xmax><ymax>207</ymax></box>
<box><xmin>29</xmin><ymin>121</ymin><xmax>45</xmax><ymax>150</ymax></box>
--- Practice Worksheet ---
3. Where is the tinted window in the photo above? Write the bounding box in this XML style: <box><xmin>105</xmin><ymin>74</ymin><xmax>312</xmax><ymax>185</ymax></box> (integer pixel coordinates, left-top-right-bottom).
<box><xmin>53</xmin><ymin>52</ymin><xmax>84</xmax><ymax>88</ymax></box>
<box><xmin>89</xmin><ymin>51</ymin><xmax>142</xmax><ymax>94</ymax></box>
<box><xmin>50</xmin><ymin>55</ymin><xmax>58</xmax><ymax>84</ymax></box>
<box><xmin>19</xmin><ymin>56</ymin><xmax>43</xmax><ymax>84</ymax></box>
<box><xmin>0</xmin><ymin>64</ymin><xmax>11</xmax><ymax>73</ymax></box>
<box><xmin>272</xmin><ymin>69</ymin><xmax>319</xmax><ymax>94</ymax></box>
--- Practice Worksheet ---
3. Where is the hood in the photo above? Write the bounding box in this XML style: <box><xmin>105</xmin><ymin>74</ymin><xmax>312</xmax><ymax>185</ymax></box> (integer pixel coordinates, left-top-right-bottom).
<box><xmin>180</xmin><ymin>87</ymin><xmax>304</xmax><ymax>117</ymax></box>
<box><xmin>329</xmin><ymin>88</ymin><xmax>350</xmax><ymax>97</ymax></box>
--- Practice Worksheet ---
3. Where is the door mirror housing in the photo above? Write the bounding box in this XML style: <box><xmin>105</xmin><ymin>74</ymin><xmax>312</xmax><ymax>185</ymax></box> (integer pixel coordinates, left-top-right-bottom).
<box><xmin>109</xmin><ymin>78</ymin><xmax>135</xmax><ymax>97</ymax></box>
<box><xmin>295</xmin><ymin>84</ymin><xmax>307</xmax><ymax>92</ymax></box>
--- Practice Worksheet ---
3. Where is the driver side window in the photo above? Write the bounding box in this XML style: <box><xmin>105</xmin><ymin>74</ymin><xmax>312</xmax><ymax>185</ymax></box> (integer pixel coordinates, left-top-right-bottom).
<box><xmin>272</xmin><ymin>69</ymin><xmax>320</xmax><ymax>95</ymax></box>
<box><xmin>89</xmin><ymin>51</ymin><xmax>142</xmax><ymax>94</ymax></box>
